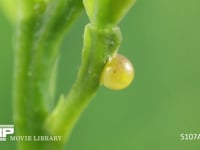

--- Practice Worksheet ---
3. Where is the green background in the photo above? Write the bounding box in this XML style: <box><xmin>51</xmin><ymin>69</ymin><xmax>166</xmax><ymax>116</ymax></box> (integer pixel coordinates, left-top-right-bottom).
<box><xmin>1</xmin><ymin>0</ymin><xmax>200</xmax><ymax>149</ymax></box>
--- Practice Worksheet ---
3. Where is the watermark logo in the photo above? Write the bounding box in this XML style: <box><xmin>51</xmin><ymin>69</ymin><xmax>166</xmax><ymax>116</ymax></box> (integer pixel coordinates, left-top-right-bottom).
<box><xmin>0</xmin><ymin>125</ymin><xmax>14</xmax><ymax>141</ymax></box>
<box><xmin>0</xmin><ymin>124</ymin><xmax>63</xmax><ymax>142</ymax></box>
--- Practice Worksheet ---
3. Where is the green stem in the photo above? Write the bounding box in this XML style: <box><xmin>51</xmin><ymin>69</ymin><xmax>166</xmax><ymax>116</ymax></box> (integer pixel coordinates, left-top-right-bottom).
<box><xmin>13</xmin><ymin>0</ymin><xmax>135</xmax><ymax>149</ymax></box>
<box><xmin>44</xmin><ymin>0</ymin><xmax>136</xmax><ymax>143</ymax></box>
<box><xmin>13</xmin><ymin>0</ymin><xmax>83</xmax><ymax>149</ymax></box>
<box><xmin>45</xmin><ymin>24</ymin><xmax>122</xmax><ymax>141</ymax></box>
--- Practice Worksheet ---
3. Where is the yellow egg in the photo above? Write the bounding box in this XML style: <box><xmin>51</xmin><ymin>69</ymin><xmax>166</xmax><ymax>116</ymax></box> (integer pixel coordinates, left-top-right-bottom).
<box><xmin>101</xmin><ymin>54</ymin><xmax>135</xmax><ymax>90</ymax></box>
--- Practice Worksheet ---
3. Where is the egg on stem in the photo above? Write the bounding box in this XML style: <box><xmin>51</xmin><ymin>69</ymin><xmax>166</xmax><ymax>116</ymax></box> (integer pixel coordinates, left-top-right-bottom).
<box><xmin>101</xmin><ymin>54</ymin><xmax>134</xmax><ymax>90</ymax></box>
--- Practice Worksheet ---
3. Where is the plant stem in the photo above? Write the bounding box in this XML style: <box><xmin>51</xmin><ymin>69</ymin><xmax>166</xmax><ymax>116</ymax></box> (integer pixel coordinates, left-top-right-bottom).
<box><xmin>13</xmin><ymin>0</ymin><xmax>83</xmax><ymax>149</ymax></box>
<box><xmin>45</xmin><ymin>24</ymin><xmax>122</xmax><ymax>141</ymax></box>
<box><xmin>45</xmin><ymin>0</ymin><xmax>136</xmax><ymax>144</ymax></box>
<box><xmin>13</xmin><ymin>0</ymin><xmax>135</xmax><ymax>149</ymax></box>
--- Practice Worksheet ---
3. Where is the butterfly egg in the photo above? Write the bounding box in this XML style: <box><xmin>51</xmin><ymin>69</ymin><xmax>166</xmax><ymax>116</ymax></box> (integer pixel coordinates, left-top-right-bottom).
<box><xmin>101</xmin><ymin>54</ymin><xmax>135</xmax><ymax>90</ymax></box>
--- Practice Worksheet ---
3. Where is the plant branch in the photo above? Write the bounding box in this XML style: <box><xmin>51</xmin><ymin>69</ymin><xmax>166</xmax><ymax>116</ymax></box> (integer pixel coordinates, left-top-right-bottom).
<box><xmin>45</xmin><ymin>0</ymin><xmax>136</xmax><ymax>143</ymax></box>
<box><xmin>45</xmin><ymin>24</ymin><xmax>122</xmax><ymax>141</ymax></box>
<box><xmin>13</xmin><ymin>0</ymin><xmax>83</xmax><ymax>149</ymax></box>
<box><xmin>13</xmin><ymin>0</ymin><xmax>135</xmax><ymax>149</ymax></box>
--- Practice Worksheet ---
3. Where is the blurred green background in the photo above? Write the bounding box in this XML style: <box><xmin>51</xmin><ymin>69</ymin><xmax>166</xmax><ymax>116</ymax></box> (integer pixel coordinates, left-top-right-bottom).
<box><xmin>1</xmin><ymin>0</ymin><xmax>200</xmax><ymax>149</ymax></box>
